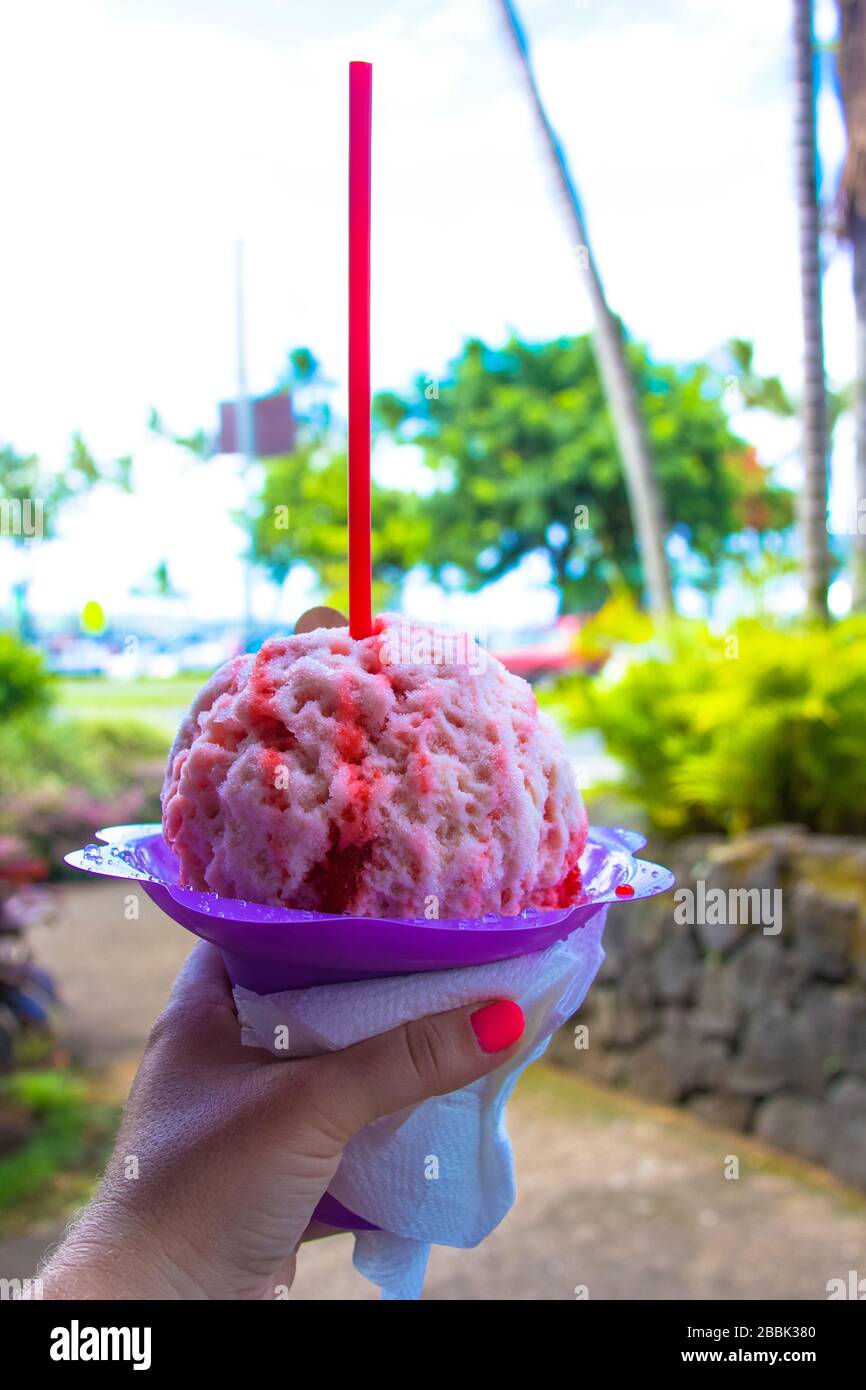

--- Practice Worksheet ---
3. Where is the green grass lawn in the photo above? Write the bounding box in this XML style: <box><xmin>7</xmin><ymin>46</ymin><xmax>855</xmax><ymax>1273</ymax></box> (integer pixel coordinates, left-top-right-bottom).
<box><xmin>56</xmin><ymin>675</ymin><xmax>206</xmax><ymax>734</ymax></box>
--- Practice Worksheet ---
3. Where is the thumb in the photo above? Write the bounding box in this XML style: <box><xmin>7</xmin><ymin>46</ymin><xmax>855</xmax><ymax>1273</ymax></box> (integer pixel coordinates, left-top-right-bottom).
<box><xmin>304</xmin><ymin>999</ymin><xmax>525</xmax><ymax>1143</ymax></box>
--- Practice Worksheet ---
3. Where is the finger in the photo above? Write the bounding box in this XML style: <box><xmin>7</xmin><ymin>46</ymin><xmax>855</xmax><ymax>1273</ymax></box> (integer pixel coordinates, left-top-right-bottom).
<box><xmin>149</xmin><ymin>942</ymin><xmax>247</xmax><ymax>1060</ymax></box>
<box><xmin>294</xmin><ymin>606</ymin><xmax>348</xmax><ymax>634</ymax></box>
<box><xmin>169</xmin><ymin>941</ymin><xmax>233</xmax><ymax>1011</ymax></box>
<box><xmin>299</xmin><ymin>999</ymin><xmax>525</xmax><ymax>1143</ymax></box>
<box><xmin>173</xmin><ymin>940</ymin><xmax>231</xmax><ymax>994</ymax></box>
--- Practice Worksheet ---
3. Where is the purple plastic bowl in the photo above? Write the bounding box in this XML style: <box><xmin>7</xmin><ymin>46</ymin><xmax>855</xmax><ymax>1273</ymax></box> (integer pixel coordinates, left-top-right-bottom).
<box><xmin>65</xmin><ymin>823</ymin><xmax>673</xmax><ymax>1232</ymax></box>
<box><xmin>65</xmin><ymin>823</ymin><xmax>674</xmax><ymax>990</ymax></box>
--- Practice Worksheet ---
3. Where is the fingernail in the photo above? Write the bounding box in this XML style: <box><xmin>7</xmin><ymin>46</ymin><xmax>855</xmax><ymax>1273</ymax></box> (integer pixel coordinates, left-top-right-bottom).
<box><xmin>471</xmin><ymin>1000</ymin><xmax>525</xmax><ymax>1054</ymax></box>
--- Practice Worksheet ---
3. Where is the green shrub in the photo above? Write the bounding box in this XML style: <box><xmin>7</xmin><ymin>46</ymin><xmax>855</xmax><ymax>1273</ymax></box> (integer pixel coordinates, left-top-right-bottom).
<box><xmin>0</xmin><ymin>716</ymin><xmax>167</xmax><ymax>799</ymax></box>
<box><xmin>553</xmin><ymin>618</ymin><xmax>866</xmax><ymax>837</ymax></box>
<box><xmin>0</xmin><ymin>633</ymin><xmax>52</xmax><ymax>721</ymax></box>
<box><xmin>0</xmin><ymin>716</ymin><xmax>167</xmax><ymax>875</ymax></box>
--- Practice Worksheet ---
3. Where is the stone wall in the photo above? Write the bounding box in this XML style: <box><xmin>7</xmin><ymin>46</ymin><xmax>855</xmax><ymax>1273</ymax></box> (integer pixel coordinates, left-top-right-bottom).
<box><xmin>548</xmin><ymin>827</ymin><xmax>866</xmax><ymax>1189</ymax></box>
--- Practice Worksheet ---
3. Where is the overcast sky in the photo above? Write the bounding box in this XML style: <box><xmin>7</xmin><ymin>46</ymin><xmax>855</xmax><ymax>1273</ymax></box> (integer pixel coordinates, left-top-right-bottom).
<box><xmin>0</xmin><ymin>0</ymin><xmax>854</xmax><ymax>628</ymax></box>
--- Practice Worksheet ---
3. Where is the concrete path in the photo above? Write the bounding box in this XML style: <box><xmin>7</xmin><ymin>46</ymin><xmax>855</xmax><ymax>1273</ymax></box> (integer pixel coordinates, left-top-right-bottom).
<box><xmin>29</xmin><ymin>880</ymin><xmax>191</xmax><ymax>1068</ymax></box>
<box><xmin>3</xmin><ymin>881</ymin><xmax>865</xmax><ymax>1300</ymax></box>
<box><xmin>290</xmin><ymin>1069</ymin><xmax>866</xmax><ymax>1301</ymax></box>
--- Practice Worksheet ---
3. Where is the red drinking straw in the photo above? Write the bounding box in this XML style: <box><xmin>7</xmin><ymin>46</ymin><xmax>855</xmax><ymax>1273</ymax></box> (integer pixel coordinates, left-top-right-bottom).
<box><xmin>348</xmin><ymin>61</ymin><xmax>373</xmax><ymax>640</ymax></box>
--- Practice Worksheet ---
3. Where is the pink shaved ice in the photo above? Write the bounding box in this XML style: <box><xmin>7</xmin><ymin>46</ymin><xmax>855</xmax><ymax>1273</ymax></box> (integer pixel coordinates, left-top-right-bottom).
<box><xmin>161</xmin><ymin>615</ymin><xmax>587</xmax><ymax>919</ymax></box>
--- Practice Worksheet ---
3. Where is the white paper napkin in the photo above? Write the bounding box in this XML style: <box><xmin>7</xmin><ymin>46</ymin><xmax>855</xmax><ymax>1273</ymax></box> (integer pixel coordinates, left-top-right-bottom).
<box><xmin>234</xmin><ymin>907</ymin><xmax>607</xmax><ymax>1300</ymax></box>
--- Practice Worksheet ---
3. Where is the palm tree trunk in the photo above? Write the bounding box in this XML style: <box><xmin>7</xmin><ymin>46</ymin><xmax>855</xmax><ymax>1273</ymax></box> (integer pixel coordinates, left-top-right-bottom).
<box><xmin>836</xmin><ymin>0</ymin><xmax>866</xmax><ymax>607</ymax></box>
<box><xmin>853</xmin><ymin>209</ymin><xmax>866</xmax><ymax>602</ymax></box>
<box><xmin>793</xmin><ymin>0</ymin><xmax>831</xmax><ymax>619</ymax></box>
<box><xmin>495</xmin><ymin>0</ymin><xmax>673</xmax><ymax>617</ymax></box>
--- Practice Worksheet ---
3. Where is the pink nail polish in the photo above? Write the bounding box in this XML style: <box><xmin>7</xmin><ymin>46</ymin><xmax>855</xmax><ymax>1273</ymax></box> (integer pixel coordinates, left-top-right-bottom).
<box><xmin>471</xmin><ymin>1000</ymin><xmax>525</xmax><ymax>1054</ymax></box>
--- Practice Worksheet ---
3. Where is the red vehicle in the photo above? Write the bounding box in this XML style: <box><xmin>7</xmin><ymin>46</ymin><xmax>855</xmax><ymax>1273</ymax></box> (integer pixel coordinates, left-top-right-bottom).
<box><xmin>491</xmin><ymin>615</ymin><xmax>602</xmax><ymax>682</ymax></box>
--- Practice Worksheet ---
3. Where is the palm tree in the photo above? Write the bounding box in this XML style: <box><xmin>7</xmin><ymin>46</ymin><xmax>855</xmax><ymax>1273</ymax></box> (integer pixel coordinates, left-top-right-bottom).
<box><xmin>792</xmin><ymin>0</ymin><xmax>832</xmax><ymax>619</ymax></box>
<box><xmin>836</xmin><ymin>0</ymin><xmax>866</xmax><ymax>608</ymax></box>
<box><xmin>494</xmin><ymin>0</ymin><xmax>673</xmax><ymax>617</ymax></box>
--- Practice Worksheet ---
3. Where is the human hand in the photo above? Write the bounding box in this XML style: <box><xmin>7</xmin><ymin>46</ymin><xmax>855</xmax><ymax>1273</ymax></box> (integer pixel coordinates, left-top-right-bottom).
<box><xmin>40</xmin><ymin>943</ymin><xmax>525</xmax><ymax>1301</ymax></box>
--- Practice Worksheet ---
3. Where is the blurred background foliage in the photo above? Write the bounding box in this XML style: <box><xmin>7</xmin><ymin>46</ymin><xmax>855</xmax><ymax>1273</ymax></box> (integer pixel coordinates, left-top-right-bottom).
<box><xmin>0</xmin><ymin>631</ymin><xmax>53</xmax><ymax>722</ymax></box>
<box><xmin>0</xmin><ymin>633</ymin><xmax>163</xmax><ymax>873</ymax></box>
<box><xmin>373</xmin><ymin>333</ymin><xmax>794</xmax><ymax>612</ymax></box>
<box><xmin>547</xmin><ymin>611</ymin><xmax>866</xmax><ymax>837</ymax></box>
<box><xmin>254</xmin><ymin>440</ymin><xmax>432</xmax><ymax>615</ymax></box>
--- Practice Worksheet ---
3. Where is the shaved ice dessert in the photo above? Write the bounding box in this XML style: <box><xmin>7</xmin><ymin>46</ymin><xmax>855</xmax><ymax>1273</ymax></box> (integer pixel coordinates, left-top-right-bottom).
<box><xmin>161</xmin><ymin>615</ymin><xmax>587</xmax><ymax>920</ymax></box>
